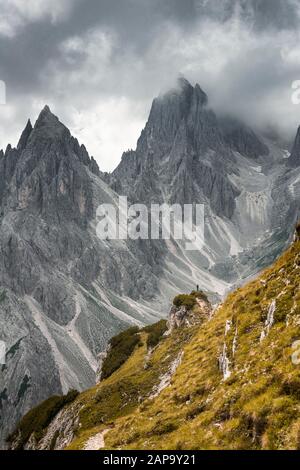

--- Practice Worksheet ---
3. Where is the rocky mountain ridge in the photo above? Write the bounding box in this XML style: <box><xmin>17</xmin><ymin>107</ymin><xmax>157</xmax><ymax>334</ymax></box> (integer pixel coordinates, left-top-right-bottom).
<box><xmin>1</xmin><ymin>77</ymin><xmax>300</xmax><ymax>446</ymax></box>
<box><xmin>0</xmin><ymin>106</ymin><xmax>163</xmax><ymax>446</ymax></box>
<box><xmin>110</xmin><ymin>77</ymin><xmax>300</xmax><ymax>294</ymax></box>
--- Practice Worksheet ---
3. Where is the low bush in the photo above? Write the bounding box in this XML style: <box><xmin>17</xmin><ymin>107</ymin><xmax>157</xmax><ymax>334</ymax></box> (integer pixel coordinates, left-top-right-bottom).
<box><xmin>190</xmin><ymin>290</ymin><xmax>208</xmax><ymax>302</ymax></box>
<box><xmin>281</xmin><ymin>378</ymin><xmax>300</xmax><ymax>400</ymax></box>
<box><xmin>101</xmin><ymin>327</ymin><xmax>141</xmax><ymax>380</ymax></box>
<box><xmin>8</xmin><ymin>389</ymin><xmax>79</xmax><ymax>449</ymax></box>
<box><xmin>148</xmin><ymin>421</ymin><xmax>178</xmax><ymax>436</ymax></box>
<box><xmin>173</xmin><ymin>294</ymin><xmax>196</xmax><ymax>310</ymax></box>
<box><xmin>143</xmin><ymin>320</ymin><xmax>167</xmax><ymax>349</ymax></box>
<box><xmin>173</xmin><ymin>290</ymin><xmax>208</xmax><ymax>310</ymax></box>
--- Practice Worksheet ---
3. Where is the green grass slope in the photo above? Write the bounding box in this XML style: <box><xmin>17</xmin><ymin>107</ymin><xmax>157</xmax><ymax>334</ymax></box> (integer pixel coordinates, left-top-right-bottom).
<box><xmin>103</xmin><ymin>240</ymin><xmax>300</xmax><ymax>450</ymax></box>
<box><xmin>9</xmin><ymin>239</ymin><xmax>300</xmax><ymax>450</ymax></box>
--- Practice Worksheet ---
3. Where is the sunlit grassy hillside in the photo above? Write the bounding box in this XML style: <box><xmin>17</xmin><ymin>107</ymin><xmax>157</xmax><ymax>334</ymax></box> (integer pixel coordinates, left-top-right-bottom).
<box><xmin>9</xmin><ymin>240</ymin><xmax>300</xmax><ymax>450</ymax></box>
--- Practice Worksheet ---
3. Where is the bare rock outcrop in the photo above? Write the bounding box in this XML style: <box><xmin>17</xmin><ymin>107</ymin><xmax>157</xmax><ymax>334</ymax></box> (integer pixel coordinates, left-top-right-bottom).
<box><xmin>167</xmin><ymin>295</ymin><xmax>212</xmax><ymax>333</ymax></box>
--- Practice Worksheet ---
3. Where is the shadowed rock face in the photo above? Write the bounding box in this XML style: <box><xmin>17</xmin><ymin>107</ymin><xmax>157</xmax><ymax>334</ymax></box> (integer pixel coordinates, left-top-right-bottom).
<box><xmin>2</xmin><ymin>106</ymin><xmax>95</xmax><ymax>224</ymax></box>
<box><xmin>111</xmin><ymin>78</ymin><xmax>240</xmax><ymax>219</ymax></box>
<box><xmin>220</xmin><ymin>116</ymin><xmax>269</xmax><ymax>160</ymax></box>
<box><xmin>110</xmin><ymin>78</ymin><xmax>274</xmax><ymax>220</ymax></box>
<box><xmin>288</xmin><ymin>126</ymin><xmax>300</xmax><ymax>168</ymax></box>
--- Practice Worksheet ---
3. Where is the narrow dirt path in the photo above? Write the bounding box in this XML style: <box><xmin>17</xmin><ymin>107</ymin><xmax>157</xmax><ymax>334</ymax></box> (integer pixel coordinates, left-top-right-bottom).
<box><xmin>83</xmin><ymin>429</ymin><xmax>111</xmax><ymax>450</ymax></box>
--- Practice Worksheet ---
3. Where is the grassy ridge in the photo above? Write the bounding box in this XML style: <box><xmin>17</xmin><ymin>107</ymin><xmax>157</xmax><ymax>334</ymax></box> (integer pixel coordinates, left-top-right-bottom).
<box><xmin>8</xmin><ymin>390</ymin><xmax>79</xmax><ymax>449</ymax></box>
<box><xmin>66</xmin><ymin>327</ymin><xmax>192</xmax><ymax>450</ymax></box>
<box><xmin>102</xmin><ymin>241</ymin><xmax>300</xmax><ymax>450</ymax></box>
<box><xmin>10</xmin><ymin>240</ymin><xmax>300</xmax><ymax>450</ymax></box>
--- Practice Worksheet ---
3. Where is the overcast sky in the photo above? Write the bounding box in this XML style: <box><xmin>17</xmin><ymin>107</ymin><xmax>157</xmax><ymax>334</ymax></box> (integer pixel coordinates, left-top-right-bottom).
<box><xmin>0</xmin><ymin>0</ymin><xmax>300</xmax><ymax>171</ymax></box>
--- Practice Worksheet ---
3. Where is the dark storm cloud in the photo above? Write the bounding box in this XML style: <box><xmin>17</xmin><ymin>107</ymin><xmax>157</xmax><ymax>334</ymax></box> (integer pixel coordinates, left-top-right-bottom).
<box><xmin>0</xmin><ymin>0</ymin><xmax>196</xmax><ymax>92</ymax></box>
<box><xmin>2</xmin><ymin>0</ymin><xmax>299</xmax><ymax>95</ymax></box>
<box><xmin>0</xmin><ymin>0</ymin><xmax>300</xmax><ymax>170</ymax></box>
<box><xmin>195</xmin><ymin>0</ymin><xmax>300</xmax><ymax>31</ymax></box>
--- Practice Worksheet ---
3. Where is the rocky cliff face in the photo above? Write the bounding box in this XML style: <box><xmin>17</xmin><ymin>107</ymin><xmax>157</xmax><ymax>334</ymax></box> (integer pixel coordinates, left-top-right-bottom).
<box><xmin>1</xmin><ymin>78</ymin><xmax>300</xmax><ymax>447</ymax></box>
<box><xmin>111</xmin><ymin>78</ymin><xmax>239</xmax><ymax>218</ymax></box>
<box><xmin>0</xmin><ymin>107</ymin><xmax>163</xmax><ymax>447</ymax></box>
<box><xmin>167</xmin><ymin>294</ymin><xmax>212</xmax><ymax>332</ymax></box>
<box><xmin>111</xmin><ymin>78</ymin><xmax>300</xmax><ymax>295</ymax></box>
<box><xmin>288</xmin><ymin>126</ymin><xmax>300</xmax><ymax>168</ymax></box>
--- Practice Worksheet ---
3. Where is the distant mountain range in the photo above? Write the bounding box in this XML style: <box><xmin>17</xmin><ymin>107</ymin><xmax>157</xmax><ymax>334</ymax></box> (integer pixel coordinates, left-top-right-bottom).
<box><xmin>1</xmin><ymin>77</ymin><xmax>300</xmax><ymax>446</ymax></box>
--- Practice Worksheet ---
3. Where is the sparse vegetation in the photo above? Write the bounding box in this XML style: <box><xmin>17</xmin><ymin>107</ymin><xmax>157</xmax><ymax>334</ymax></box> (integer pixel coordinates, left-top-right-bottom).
<box><xmin>10</xmin><ymin>240</ymin><xmax>300</xmax><ymax>451</ymax></box>
<box><xmin>67</xmin><ymin>328</ymin><xmax>190</xmax><ymax>449</ymax></box>
<box><xmin>173</xmin><ymin>290</ymin><xmax>208</xmax><ymax>310</ymax></box>
<box><xmin>101</xmin><ymin>241</ymin><xmax>300</xmax><ymax>450</ymax></box>
<box><xmin>143</xmin><ymin>320</ymin><xmax>167</xmax><ymax>349</ymax></box>
<box><xmin>8</xmin><ymin>389</ymin><xmax>79</xmax><ymax>449</ymax></box>
<box><xmin>101</xmin><ymin>327</ymin><xmax>142</xmax><ymax>380</ymax></box>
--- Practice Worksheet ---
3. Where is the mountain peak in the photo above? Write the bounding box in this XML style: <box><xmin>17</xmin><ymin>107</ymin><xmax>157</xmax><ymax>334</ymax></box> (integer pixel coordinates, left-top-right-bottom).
<box><xmin>35</xmin><ymin>105</ymin><xmax>61</xmax><ymax>127</ymax></box>
<box><xmin>42</xmin><ymin>104</ymin><xmax>51</xmax><ymax>114</ymax></box>
<box><xmin>16</xmin><ymin>106</ymin><xmax>100</xmax><ymax>176</ymax></box>
<box><xmin>175</xmin><ymin>77</ymin><xmax>208</xmax><ymax>105</ymax></box>
<box><xmin>177</xmin><ymin>76</ymin><xmax>193</xmax><ymax>91</ymax></box>
<box><xmin>147</xmin><ymin>77</ymin><xmax>209</xmax><ymax>132</ymax></box>
<box><xmin>30</xmin><ymin>105</ymin><xmax>70</xmax><ymax>145</ymax></box>
<box><xmin>17</xmin><ymin>119</ymin><xmax>33</xmax><ymax>151</ymax></box>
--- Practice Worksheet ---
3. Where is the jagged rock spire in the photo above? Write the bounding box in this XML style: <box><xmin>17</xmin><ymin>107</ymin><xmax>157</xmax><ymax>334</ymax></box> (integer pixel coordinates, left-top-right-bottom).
<box><xmin>174</xmin><ymin>76</ymin><xmax>208</xmax><ymax>104</ymax></box>
<box><xmin>289</xmin><ymin>126</ymin><xmax>300</xmax><ymax>168</ymax></box>
<box><xmin>36</xmin><ymin>104</ymin><xmax>55</xmax><ymax>122</ymax></box>
<box><xmin>144</xmin><ymin>77</ymin><xmax>210</xmax><ymax>150</ymax></box>
<box><xmin>17</xmin><ymin>119</ymin><xmax>33</xmax><ymax>151</ymax></box>
<box><xmin>33</xmin><ymin>105</ymin><xmax>68</xmax><ymax>136</ymax></box>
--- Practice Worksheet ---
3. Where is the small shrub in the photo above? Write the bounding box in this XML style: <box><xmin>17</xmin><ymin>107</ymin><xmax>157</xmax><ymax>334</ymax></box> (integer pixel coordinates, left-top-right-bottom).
<box><xmin>190</xmin><ymin>290</ymin><xmax>208</xmax><ymax>302</ymax></box>
<box><xmin>173</xmin><ymin>393</ymin><xmax>191</xmax><ymax>404</ymax></box>
<box><xmin>143</xmin><ymin>320</ymin><xmax>167</xmax><ymax>349</ymax></box>
<box><xmin>240</xmin><ymin>413</ymin><xmax>268</xmax><ymax>446</ymax></box>
<box><xmin>173</xmin><ymin>291</ymin><xmax>208</xmax><ymax>310</ymax></box>
<box><xmin>101</xmin><ymin>327</ymin><xmax>141</xmax><ymax>380</ymax></box>
<box><xmin>281</xmin><ymin>378</ymin><xmax>300</xmax><ymax>400</ymax></box>
<box><xmin>186</xmin><ymin>404</ymin><xmax>206</xmax><ymax>420</ymax></box>
<box><xmin>148</xmin><ymin>421</ymin><xmax>178</xmax><ymax>436</ymax></box>
<box><xmin>173</xmin><ymin>295</ymin><xmax>195</xmax><ymax>310</ymax></box>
